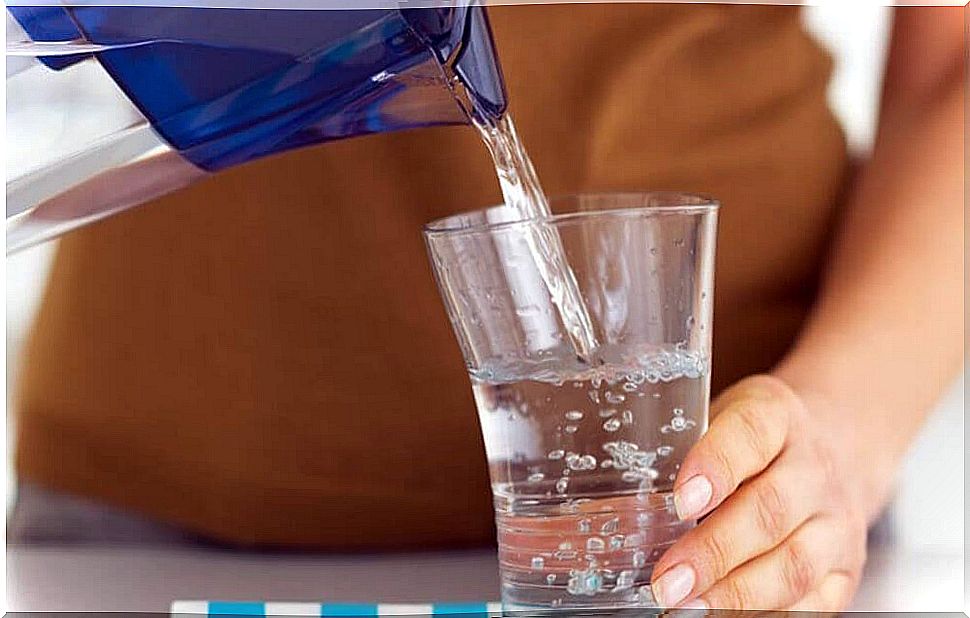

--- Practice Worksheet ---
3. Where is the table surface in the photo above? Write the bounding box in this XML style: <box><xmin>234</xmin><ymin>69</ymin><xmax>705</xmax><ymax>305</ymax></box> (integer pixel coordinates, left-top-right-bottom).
<box><xmin>6</xmin><ymin>542</ymin><xmax>965</xmax><ymax>613</ymax></box>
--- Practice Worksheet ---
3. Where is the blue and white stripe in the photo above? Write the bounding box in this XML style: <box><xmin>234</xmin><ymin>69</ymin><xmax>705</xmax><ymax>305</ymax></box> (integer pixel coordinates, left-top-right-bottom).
<box><xmin>171</xmin><ymin>601</ymin><xmax>504</xmax><ymax>617</ymax></box>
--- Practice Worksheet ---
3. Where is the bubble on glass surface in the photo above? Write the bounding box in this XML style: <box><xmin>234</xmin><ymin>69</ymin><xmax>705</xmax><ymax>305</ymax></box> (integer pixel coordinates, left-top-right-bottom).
<box><xmin>600</xmin><ymin>517</ymin><xmax>619</xmax><ymax>535</ymax></box>
<box><xmin>605</xmin><ymin>392</ymin><xmax>625</xmax><ymax>404</ymax></box>
<box><xmin>632</xmin><ymin>550</ymin><xmax>646</xmax><ymax>569</ymax></box>
<box><xmin>621</xmin><ymin>410</ymin><xmax>633</xmax><ymax>425</ymax></box>
<box><xmin>546</xmin><ymin>574</ymin><xmax>557</xmax><ymax>584</ymax></box>
<box><xmin>527</xmin><ymin>472</ymin><xmax>545</xmax><ymax>483</ymax></box>
<box><xmin>531</xmin><ymin>556</ymin><xmax>545</xmax><ymax>570</ymax></box>
<box><xmin>614</xmin><ymin>570</ymin><xmax>636</xmax><ymax>592</ymax></box>
<box><xmin>656</xmin><ymin>445</ymin><xmax>674</xmax><ymax>457</ymax></box>
<box><xmin>603</xmin><ymin>441</ymin><xmax>657</xmax><ymax>475</ymax></box>
<box><xmin>555</xmin><ymin>477</ymin><xmax>569</xmax><ymax>494</ymax></box>
<box><xmin>565</xmin><ymin>410</ymin><xmax>584</xmax><ymax>421</ymax></box>
<box><xmin>547</xmin><ymin>449</ymin><xmax>565</xmax><ymax>460</ymax></box>
<box><xmin>603</xmin><ymin>418</ymin><xmax>622</xmax><ymax>432</ymax></box>
<box><xmin>567</xmin><ymin>566</ymin><xmax>604</xmax><ymax>596</ymax></box>
<box><xmin>586</xmin><ymin>537</ymin><xmax>605</xmax><ymax>553</ymax></box>
<box><xmin>599</xmin><ymin>408</ymin><xmax>617</xmax><ymax>418</ymax></box>
<box><xmin>578</xmin><ymin>518</ymin><xmax>591</xmax><ymax>533</ymax></box>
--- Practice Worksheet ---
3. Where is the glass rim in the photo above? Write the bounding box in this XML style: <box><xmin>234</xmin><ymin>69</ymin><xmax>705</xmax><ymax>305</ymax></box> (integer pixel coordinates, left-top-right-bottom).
<box><xmin>423</xmin><ymin>191</ymin><xmax>719</xmax><ymax>238</ymax></box>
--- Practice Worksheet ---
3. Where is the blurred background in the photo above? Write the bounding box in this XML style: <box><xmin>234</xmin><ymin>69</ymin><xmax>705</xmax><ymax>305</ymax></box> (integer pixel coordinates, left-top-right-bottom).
<box><xmin>5</xmin><ymin>1</ymin><xmax>964</xmax><ymax>559</ymax></box>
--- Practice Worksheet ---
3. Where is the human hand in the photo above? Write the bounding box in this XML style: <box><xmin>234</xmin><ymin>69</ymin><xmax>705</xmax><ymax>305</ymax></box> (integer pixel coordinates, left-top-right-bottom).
<box><xmin>650</xmin><ymin>375</ymin><xmax>870</xmax><ymax>612</ymax></box>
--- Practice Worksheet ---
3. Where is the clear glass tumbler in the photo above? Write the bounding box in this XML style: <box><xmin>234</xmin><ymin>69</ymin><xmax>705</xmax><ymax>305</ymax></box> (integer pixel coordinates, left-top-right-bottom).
<box><xmin>424</xmin><ymin>192</ymin><xmax>718</xmax><ymax>610</ymax></box>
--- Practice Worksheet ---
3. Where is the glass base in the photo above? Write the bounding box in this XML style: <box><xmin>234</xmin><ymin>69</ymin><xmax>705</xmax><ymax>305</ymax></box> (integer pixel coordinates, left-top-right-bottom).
<box><xmin>497</xmin><ymin>490</ymin><xmax>694</xmax><ymax>611</ymax></box>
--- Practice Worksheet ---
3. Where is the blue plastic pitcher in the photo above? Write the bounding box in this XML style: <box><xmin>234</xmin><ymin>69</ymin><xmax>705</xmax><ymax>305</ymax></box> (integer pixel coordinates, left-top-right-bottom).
<box><xmin>5</xmin><ymin>3</ymin><xmax>507</xmax><ymax>252</ymax></box>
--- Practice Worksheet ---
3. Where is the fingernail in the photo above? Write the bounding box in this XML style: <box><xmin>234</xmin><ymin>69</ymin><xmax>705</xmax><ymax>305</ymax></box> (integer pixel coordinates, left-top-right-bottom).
<box><xmin>674</xmin><ymin>475</ymin><xmax>713</xmax><ymax>520</ymax></box>
<box><xmin>667</xmin><ymin>599</ymin><xmax>709</xmax><ymax>618</ymax></box>
<box><xmin>680</xmin><ymin>598</ymin><xmax>708</xmax><ymax>610</ymax></box>
<box><xmin>653</xmin><ymin>563</ymin><xmax>696</xmax><ymax>607</ymax></box>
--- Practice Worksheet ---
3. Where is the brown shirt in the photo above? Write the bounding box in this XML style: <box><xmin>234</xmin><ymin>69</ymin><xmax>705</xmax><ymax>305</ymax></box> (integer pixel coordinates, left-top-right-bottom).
<box><xmin>16</xmin><ymin>4</ymin><xmax>848</xmax><ymax>548</ymax></box>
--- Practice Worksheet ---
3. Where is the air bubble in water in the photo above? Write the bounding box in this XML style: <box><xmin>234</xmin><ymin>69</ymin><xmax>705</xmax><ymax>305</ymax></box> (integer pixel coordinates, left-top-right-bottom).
<box><xmin>656</xmin><ymin>445</ymin><xmax>674</xmax><ymax>457</ymax></box>
<box><xmin>600</xmin><ymin>459</ymin><xmax>614</xmax><ymax>468</ymax></box>
<box><xmin>603</xmin><ymin>418</ymin><xmax>622</xmax><ymax>432</ymax></box>
<box><xmin>556</xmin><ymin>477</ymin><xmax>569</xmax><ymax>494</ymax></box>
<box><xmin>614</xmin><ymin>570</ymin><xmax>636</xmax><ymax>591</ymax></box>
<box><xmin>622</xmin><ymin>382</ymin><xmax>638</xmax><ymax>393</ymax></box>
<box><xmin>565</xmin><ymin>410</ymin><xmax>584</xmax><ymax>421</ymax></box>
<box><xmin>600</xmin><ymin>518</ymin><xmax>619</xmax><ymax>535</ymax></box>
<box><xmin>599</xmin><ymin>408</ymin><xmax>617</xmax><ymax>418</ymax></box>
<box><xmin>670</xmin><ymin>416</ymin><xmax>687</xmax><ymax>431</ymax></box>
<box><xmin>652</xmin><ymin>392</ymin><xmax>662</xmax><ymax>399</ymax></box>
<box><xmin>548</xmin><ymin>449</ymin><xmax>565</xmax><ymax>460</ymax></box>
<box><xmin>605</xmin><ymin>392</ymin><xmax>625</xmax><ymax>404</ymax></box>
<box><xmin>565</xmin><ymin>424</ymin><xmax>579</xmax><ymax>434</ymax></box>
<box><xmin>621</xmin><ymin>410</ymin><xmax>633</xmax><ymax>425</ymax></box>
<box><xmin>532</xmin><ymin>556</ymin><xmax>545</xmax><ymax>569</ymax></box>
<box><xmin>527</xmin><ymin>472</ymin><xmax>545</xmax><ymax>482</ymax></box>
<box><xmin>633</xmin><ymin>550</ymin><xmax>646</xmax><ymax>568</ymax></box>
<box><xmin>546</xmin><ymin>574</ymin><xmax>556</xmax><ymax>584</ymax></box>
<box><xmin>586</xmin><ymin>537</ymin><xmax>605</xmax><ymax>553</ymax></box>
<box><xmin>673</xmin><ymin>407</ymin><xmax>684</xmax><ymax>416</ymax></box>
<box><xmin>566</xmin><ymin>566</ymin><xmax>603</xmax><ymax>596</ymax></box>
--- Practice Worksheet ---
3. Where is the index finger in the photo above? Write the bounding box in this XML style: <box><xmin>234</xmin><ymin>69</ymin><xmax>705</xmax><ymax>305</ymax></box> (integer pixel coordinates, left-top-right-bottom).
<box><xmin>672</xmin><ymin>375</ymin><xmax>794</xmax><ymax>521</ymax></box>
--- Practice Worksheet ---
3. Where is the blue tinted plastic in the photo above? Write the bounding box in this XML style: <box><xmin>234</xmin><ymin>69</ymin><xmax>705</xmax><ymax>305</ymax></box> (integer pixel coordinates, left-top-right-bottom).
<box><xmin>7</xmin><ymin>6</ymin><xmax>85</xmax><ymax>68</ymax></box>
<box><xmin>9</xmin><ymin>6</ymin><xmax>507</xmax><ymax>171</ymax></box>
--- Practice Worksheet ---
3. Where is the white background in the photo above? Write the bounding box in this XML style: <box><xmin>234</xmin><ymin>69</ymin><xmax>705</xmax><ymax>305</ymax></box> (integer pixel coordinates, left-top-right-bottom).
<box><xmin>4</xmin><ymin>0</ymin><xmax>965</xmax><ymax>565</ymax></box>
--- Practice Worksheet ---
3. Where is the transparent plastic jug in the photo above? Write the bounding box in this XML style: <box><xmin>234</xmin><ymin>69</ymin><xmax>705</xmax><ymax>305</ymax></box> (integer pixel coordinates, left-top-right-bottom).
<box><xmin>5</xmin><ymin>2</ymin><xmax>506</xmax><ymax>253</ymax></box>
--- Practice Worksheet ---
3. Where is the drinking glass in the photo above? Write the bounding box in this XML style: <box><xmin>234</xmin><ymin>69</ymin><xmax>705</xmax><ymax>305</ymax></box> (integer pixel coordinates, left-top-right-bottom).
<box><xmin>424</xmin><ymin>192</ymin><xmax>718</xmax><ymax>610</ymax></box>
